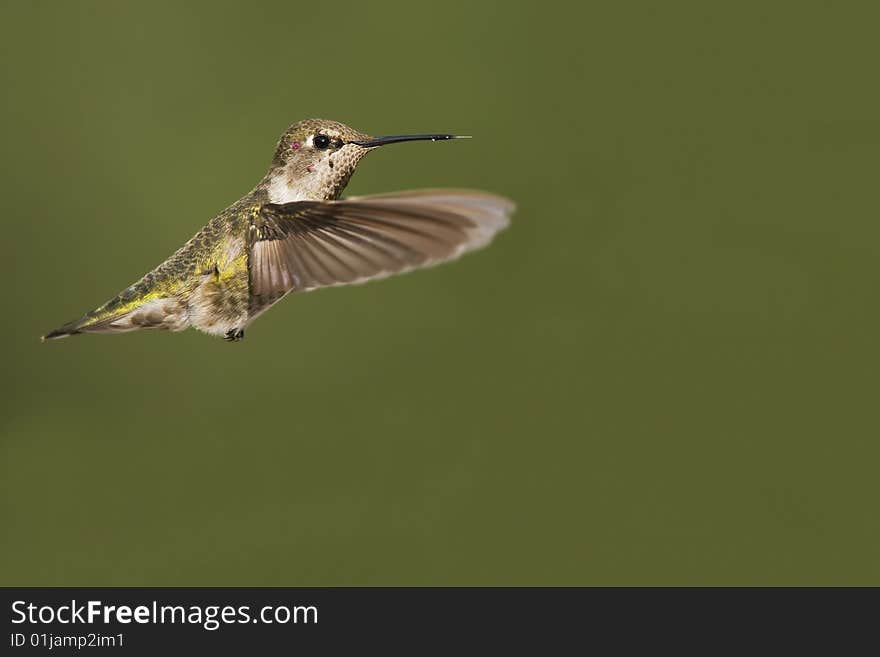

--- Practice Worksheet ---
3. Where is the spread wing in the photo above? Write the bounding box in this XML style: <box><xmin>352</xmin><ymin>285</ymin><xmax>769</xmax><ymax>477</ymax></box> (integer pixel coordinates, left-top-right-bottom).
<box><xmin>247</xmin><ymin>189</ymin><xmax>513</xmax><ymax>309</ymax></box>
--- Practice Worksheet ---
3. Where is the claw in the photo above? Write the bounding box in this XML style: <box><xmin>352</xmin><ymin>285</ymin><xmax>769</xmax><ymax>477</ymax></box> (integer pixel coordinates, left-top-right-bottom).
<box><xmin>224</xmin><ymin>328</ymin><xmax>245</xmax><ymax>342</ymax></box>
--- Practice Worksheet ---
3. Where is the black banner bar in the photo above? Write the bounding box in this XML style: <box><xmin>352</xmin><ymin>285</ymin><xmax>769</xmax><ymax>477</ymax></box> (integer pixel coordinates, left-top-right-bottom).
<box><xmin>1</xmin><ymin>588</ymin><xmax>876</xmax><ymax>653</ymax></box>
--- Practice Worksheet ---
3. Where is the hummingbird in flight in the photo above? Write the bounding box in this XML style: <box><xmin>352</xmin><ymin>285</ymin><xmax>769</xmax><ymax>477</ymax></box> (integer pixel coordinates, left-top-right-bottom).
<box><xmin>43</xmin><ymin>118</ymin><xmax>513</xmax><ymax>342</ymax></box>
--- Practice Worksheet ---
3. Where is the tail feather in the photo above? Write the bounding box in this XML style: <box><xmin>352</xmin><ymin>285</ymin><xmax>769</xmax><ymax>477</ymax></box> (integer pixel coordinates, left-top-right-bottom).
<box><xmin>42</xmin><ymin>293</ymin><xmax>188</xmax><ymax>342</ymax></box>
<box><xmin>42</xmin><ymin>319</ymin><xmax>85</xmax><ymax>341</ymax></box>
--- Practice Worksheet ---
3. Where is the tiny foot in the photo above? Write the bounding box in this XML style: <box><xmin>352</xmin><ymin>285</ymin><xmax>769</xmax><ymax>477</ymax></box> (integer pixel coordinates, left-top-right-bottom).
<box><xmin>224</xmin><ymin>328</ymin><xmax>245</xmax><ymax>342</ymax></box>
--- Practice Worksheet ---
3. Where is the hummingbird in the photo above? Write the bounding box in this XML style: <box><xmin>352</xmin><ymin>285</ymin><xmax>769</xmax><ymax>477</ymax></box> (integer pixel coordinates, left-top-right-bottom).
<box><xmin>42</xmin><ymin>118</ymin><xmax>513</xmax><ymax>342</ymax></box>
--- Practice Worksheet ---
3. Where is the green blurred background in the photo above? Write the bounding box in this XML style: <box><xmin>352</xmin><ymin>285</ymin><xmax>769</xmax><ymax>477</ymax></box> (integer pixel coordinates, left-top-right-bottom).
<box><xmin>2</xmin><ymin>1</ymin><xmax>879</xmax><ymax>585</ymax></box>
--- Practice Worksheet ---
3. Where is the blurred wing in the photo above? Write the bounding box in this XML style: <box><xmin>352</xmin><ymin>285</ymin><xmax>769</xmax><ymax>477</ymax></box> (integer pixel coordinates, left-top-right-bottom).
<box><xmin>248</xmin><ymin>189</ymin><xmax>513</xmax><ymax>306</ymax></box>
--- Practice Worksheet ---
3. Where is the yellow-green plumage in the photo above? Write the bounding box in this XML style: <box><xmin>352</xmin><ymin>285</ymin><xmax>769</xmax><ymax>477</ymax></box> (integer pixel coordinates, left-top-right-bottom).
<box><xmin>44</xmin><ymin>200</ymin><xmax>255</xmax><ymax>340</ymax></box>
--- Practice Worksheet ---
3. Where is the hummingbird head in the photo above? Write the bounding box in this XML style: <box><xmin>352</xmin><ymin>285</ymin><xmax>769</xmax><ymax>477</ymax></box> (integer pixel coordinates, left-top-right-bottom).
<box><xmin>264</xmin><ymin>118</ymin><xmax>466</xmax><ymax>203</ymax></box>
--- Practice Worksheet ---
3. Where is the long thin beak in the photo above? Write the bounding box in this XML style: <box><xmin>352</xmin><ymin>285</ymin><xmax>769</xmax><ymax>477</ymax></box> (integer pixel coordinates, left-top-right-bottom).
<box><xmin>350</xmin><ymin>134</ymin><xmax>471</xmax><ymax>148</ymax></box>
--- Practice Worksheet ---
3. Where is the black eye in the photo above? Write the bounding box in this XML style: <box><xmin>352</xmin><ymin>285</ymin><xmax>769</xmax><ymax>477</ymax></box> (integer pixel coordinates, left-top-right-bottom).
<box><xmin>314</xmin><ymin>134</ymin><xmax>331</xmax><ymax>149</ymax></box>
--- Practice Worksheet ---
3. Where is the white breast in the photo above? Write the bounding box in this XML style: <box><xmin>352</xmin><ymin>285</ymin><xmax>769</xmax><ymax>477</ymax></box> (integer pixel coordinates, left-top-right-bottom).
<box><xmin>267</xmin><ymin>172</ymin><xmax>311</xmax><ymax>204</ymax></box>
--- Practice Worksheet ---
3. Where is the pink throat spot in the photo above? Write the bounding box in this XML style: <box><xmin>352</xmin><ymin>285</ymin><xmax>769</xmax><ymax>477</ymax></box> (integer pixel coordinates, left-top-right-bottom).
<box><xmin>292</xmin><ymin>141</ymin><xmax>300</xmax><ymax>150</ymax></box>
<box><xmin>306</xmin><ymin>165</ymin><xmax>314</xmax><ymax>172</ymax></box>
